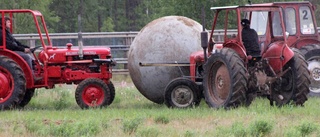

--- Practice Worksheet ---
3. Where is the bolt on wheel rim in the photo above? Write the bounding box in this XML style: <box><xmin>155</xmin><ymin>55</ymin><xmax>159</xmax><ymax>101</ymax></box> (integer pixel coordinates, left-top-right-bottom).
<box><xmin>308</xmin><ymin>59</ymin><xmax>320</xmax><ymax>93</ymax></box>
<box><xmin>208</xmin><ymin>63</ymin><xmax>230</xmax><ymax>105</ymax></box>
<box><xmin>82</xmin><ymin>85</ymin><xmax>105</xmax><ymax>106</ymax></box>
<box><xmin>0</xmin><ymin>67</ymin><xmax>14</xmax><ymax>103</ymax></box>
<box><xmin>171</xmin><ymin>86</ymin><xmax>193</xmax><ymax>107</ymax></box>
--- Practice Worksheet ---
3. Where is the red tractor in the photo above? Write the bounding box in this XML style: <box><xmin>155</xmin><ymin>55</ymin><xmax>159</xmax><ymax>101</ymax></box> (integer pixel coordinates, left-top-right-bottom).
<box><xmin>164</xmin><ymin>5</ymin><xmax>310</xmax><ymax>108</ymax></box>
<box><xmin>0</xmin><ymin>10</ymin><xmax>116</xmax><ymax>110</ymax></box>
<box><xmin>251</xmin><ymin>1</ymin><xmax>320</xmax><ymax>96</ymax></box>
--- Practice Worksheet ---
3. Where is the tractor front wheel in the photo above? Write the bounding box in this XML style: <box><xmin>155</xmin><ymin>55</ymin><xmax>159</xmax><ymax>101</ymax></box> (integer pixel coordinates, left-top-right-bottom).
<box><xmin>75</xmin><ymin>78</ymin><xmax>111</xmax><ymax>109</ymax></box>
<box><xmin>203</xmin><ymin>48</ymin><xmax>248</xmax><ymax>109</ymax></box>
<box><xmin>0</xmin><ymin>55</ymin><xmax>26</xmax><ymax>110</ymax></box>
<box><xmin>164</xmin><ymin>78</ymin><xmax>201</xmax><ymax>108</ymax></box>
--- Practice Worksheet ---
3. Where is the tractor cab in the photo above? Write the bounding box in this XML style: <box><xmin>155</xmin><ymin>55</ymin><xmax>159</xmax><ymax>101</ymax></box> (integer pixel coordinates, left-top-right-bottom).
<box><xmin>0</xmin><ymin>10</ymin><xmax>51</xmax><ymax>88</ymax></box>
<box><xmin>251</xmin><ymin>2</ymin><xmax>319</xmax><ymax>48</ymax></box>
<box><xmin>198</xmin><ymin>4</ymin><xmax>310</xmax><ymax>109</ymax></box>
<box><xmin>251</xmin><ymin>2</ymin><xmax>320</xmax><ymax>95</ymax></box>
<box><xmin>208</xmin><ymin>5</ymin><xmax>290</xmax><ymax>69</ymax></box>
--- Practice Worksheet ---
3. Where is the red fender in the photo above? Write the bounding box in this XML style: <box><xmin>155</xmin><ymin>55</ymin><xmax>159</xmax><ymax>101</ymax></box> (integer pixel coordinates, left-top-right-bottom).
<box><xmin>291</xmin><ymin>38</ymin><xmax>320</xmax><ymax>49</ymax></box>
<box><xmin>223</xmin><ymin>39</ymin><xmax>247</xmax><ymax>60</ymax></box>
<box><xmin>189</xmin><ymin>50</ymin><xmax>204</xmax><ymax>81</ymax></box>
<box><xmin>262</xmin><ymin>41</ymin><xmax>294</xmax><ymax>73</ymax></box>
<box><xmin>0</xmin><ymin>49</ymin><xmax>34</xmax><ymax>87</ymax></box>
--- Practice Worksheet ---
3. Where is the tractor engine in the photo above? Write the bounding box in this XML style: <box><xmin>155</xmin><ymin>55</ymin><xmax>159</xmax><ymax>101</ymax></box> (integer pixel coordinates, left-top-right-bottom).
<box><xmin>38</xmin><ymin>43</ymin><xmax>115</xmax><ymax>85</ymax></box>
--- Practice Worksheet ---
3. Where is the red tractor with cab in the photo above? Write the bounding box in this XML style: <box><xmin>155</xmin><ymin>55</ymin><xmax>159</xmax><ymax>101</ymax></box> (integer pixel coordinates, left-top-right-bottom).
<box><xmin>251</xmin><ymin>1</ymin><xmax>320</xmax><ymax>96</ymax></box>
<box><xmin>0</xmin><ymin>10</ymin><xmax>115</xmax><ymax>110</ymax></box>
<box><xmin>164</xmin><ymin>4</ymin><xmax>311</xmax><ymax>109</ymax></box>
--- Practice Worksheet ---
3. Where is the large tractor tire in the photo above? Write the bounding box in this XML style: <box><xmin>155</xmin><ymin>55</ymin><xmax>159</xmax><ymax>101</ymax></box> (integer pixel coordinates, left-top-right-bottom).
<box><xmin>75</xmin><ymin>78</ymin><xmax>111</xmax><ymax>109</ymax></box>
<box><xmin>203</xmin><ymin>48</ymin><xmax>248</xmax><ymax>109</ymax></box>
<box><xmin>18</xmin><ymin>88</ymin><xmax>35</xmax><ymax>108</ymax></box>
<box><xmin>0</xmin><ymin>55</ymin><xmax>26</xmax><ymax>110</ymax></box>
<box><xmin>107</xmin><ymin>81</ymin><xmax>115</xmax><ymax>105</ymax></box>
<box><xmin>299</xmin><ymin>44</ymin><xmax>320</xmax><ymax>96</ymax></box>
<box><xmin>270</xmin><ymin>50</ymin><xmax>310</xmax><ymax>106</ymax></box>
<box><xmin>164</xmin><ymin>78</ymin><xmax>201</xmax><ymax>108</ymax></box>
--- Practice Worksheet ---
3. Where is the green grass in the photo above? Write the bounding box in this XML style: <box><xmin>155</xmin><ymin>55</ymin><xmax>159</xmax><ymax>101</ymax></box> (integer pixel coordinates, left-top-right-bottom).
<box><xmin>1</xmin><ymin>82</ymin><xmax>320</xmax><ymax>136</ymax></box>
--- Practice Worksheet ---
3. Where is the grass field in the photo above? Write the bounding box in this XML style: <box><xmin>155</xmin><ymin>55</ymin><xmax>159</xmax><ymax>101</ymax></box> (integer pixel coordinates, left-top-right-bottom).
<box><xmin>1</xmin><ymin>79</ymin><xmax>320</xmax><ymax>137</ymax></box>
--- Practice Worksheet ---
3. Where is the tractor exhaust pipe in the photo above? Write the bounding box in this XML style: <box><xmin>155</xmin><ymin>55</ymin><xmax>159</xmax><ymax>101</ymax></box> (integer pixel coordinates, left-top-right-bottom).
<box><xmin>78</xmin><ymin>0</ymin><xmax>84</xmax><ymax>59</ymax></box>
<box><xmin>201</xmin><ymin>6</ymin><xmax>208</xmax><ymax>62</ymax></box>
<box><xmin>201</xmin><ymin>32</ymin><xmax>208</xmax><ymax>62</ymax></box>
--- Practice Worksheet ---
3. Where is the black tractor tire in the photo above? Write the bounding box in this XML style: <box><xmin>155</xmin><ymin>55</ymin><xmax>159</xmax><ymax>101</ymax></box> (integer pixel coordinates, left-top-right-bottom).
<box><xmin>164</xmin><ymin>78</ymin><xmax>201</xmax><ymax>108</ymax></box>
<box><xmin>291</xmin><ymin>48</ymin><xmax>304</xmax><ymax>58</ymax></box>
<box><xmin>18</xmin><ymin>88</ymin><xmax>35</xmax><ymax>108</ymax></box>
<box><xmin>0</xmin><ymin>55</ymin><xmax>26</xmax><ymax>110</ymax></box>
<box><xmin>107</xmin><ymin>81</ymin><xmax>115</xmax><ymax>105</ymax></box>
<box><xmin>203</xmin><ymin>48</ymin><xmax>248</xmax><ymax>109</ymax></box>
<box><xmin>270</xmin><ymin>50</ymin><xmax>310</xmax><ymax>106</ymax></box>
<box><xmin>75</xmin><ymin>78</ymin><xmax>111</xmax><ymax>109</ymax></box>
<box><xmin>299</xmin><ymin>44</ymin><xmax>320</xmax><ymax>96</ymax></box>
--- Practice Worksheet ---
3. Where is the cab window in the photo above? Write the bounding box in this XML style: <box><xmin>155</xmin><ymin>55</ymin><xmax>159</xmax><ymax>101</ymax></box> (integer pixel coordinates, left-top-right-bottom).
<box><xmin>284</xmin><ymin>8</ymin><xmax>296</xmax><ymax>35</ymax></box>
<box><xmin>272</xmin><ymin>12</ymin><xmax>283</xmax><ymax>36</ymax></box>
<box><xmin>299</xmin><ymin>6</ymin><xmax>315</xmax><ymax>34</ymax></box>
<box><xmin>251</xmin><ymin>11</ymin><xmax>268</xmax><ymax>35</ymax></box>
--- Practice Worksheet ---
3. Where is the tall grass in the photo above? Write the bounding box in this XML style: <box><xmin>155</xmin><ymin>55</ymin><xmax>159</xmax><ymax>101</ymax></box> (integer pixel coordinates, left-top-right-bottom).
<box><xmin>1</xmin><ymin>80</ymin><xmax>320</xmax><ymax>136</ymax></box>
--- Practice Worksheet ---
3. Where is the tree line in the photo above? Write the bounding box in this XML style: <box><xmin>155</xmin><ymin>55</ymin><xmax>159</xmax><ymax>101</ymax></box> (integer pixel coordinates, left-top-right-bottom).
<box><xmin>0</xmin><ymin>0</ymin><xmax>317</xmax><ymax>33</ymax></box>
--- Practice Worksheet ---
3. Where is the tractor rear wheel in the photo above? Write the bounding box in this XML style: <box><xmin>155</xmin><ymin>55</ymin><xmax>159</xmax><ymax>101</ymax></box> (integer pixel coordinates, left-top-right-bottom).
<box><xmin>203</xmin><ymin>48</ymin><xmax>248</xmax><ymax>109</ymax></box>
<box><xmin>299</xmin><ymin>44</ymin><xmax>320</xmax><ymax>96</ymax></box>
<box><xmin>75</xmin><ymin>78</ymin><xmax>111</xmax><ymax>109</ymax></box>
<box><xmin>164</xmin><ymin>78</ymin><xmax>201</xmax><ymax>108</ymax></box>
<box><xmin>0</xmin><ymin>55</ymin><xmax>26</xmax><ymax>110</ymax></box>
<box><xmin>270</xmin><ymin>50</ymin><xmax>310</xmax><ymax>106</ymax></box>
<box><xmin>18</xmin><ymin>88</ymin><xmax>35</xmax><ymax>108</ymax></box>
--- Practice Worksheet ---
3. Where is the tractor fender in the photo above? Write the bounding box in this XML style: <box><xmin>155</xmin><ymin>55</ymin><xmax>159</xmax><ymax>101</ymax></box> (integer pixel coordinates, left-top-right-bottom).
<box><xmin>0</xmin><ymin>49</ymin><xmax>34</xmax><ymax>87</ymax></box>
<box><xmin>291</xmin><ymin>38</ymin><xmax>320</xmax><ymax>49</ymax></box>
<box><xmin>223</xmin><ymin>39</ymin><xmax>247</xmax><ymax>59</ymax></box>
<box><xmin>262</xmin><ymin>41</ymin><xmax>294</xmax><ymax>73</ymax></box>
<box><xmin>189</xmin><ymin>50</ymin><xmax>204</xmax><ymax>81</ymax></box>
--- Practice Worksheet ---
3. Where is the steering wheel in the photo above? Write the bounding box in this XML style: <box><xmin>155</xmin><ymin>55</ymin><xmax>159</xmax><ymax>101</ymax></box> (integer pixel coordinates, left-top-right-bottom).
<box><xmin>30</xmin><ymin>46</ymin><xmax>42</xmax><ymax>53</ymax></box>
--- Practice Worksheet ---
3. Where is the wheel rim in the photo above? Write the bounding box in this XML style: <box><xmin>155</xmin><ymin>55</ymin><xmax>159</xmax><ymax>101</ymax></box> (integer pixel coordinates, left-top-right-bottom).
<box><xmin>208</xmin><ymin>62</ymin><xmax>230</xmax><ymax>105</ymax></box>
<box><xmin>307</xmin><ymin>59</ymin><xmax>320</xmax><ymax>93</ymax></box>
<box><xmin>0</xmin><ymin>67</ymin><xmax>14</xmax><ymax>103</ymax></box>
<box><xmin>82</xmin><ymin>84</ymin><xmax>105</xmax><ymax>106</ymax></box>
<box><xmin>171</xmin><ymin>85</ymin><xmax>194</xmax><ymax>107</ymax></box>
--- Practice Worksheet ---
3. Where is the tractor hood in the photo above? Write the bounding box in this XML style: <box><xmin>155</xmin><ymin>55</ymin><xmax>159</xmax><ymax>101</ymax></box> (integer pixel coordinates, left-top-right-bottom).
<box><xmin>38</xmin><ymin>46</ymin><xmax>112</xmax><ymax>63</ymax></box>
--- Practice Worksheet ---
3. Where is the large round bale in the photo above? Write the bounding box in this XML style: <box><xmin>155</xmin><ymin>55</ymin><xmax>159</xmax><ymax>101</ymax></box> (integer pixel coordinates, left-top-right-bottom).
<box><xmin>128</xmin><ymin>16</ymin><xmax>203</xmax><ymax>104</ymax></box>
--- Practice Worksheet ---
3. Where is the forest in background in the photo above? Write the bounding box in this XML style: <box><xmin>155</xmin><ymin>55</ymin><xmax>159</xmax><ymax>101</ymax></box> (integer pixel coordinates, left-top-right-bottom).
<box><xmin>0</xmin><ymin>0</ymin><xmax>318</xmax><ymax>33</ymax></box>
